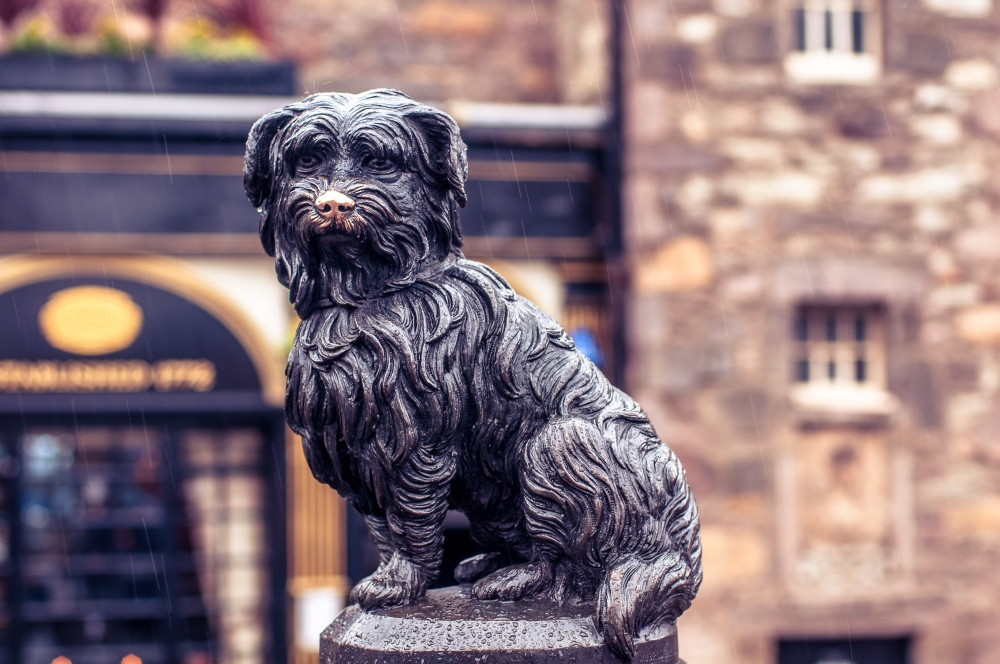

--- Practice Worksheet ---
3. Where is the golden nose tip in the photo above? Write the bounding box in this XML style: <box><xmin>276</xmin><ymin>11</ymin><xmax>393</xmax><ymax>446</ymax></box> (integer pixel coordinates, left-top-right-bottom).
<box><xmin>315</xmin><ymin>190</ymin><xmax>355</xmax><ymax>218</ymax></box>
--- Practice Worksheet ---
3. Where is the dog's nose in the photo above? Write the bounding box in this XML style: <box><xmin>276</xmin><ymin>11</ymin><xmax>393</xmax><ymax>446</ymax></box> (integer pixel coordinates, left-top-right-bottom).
<box><xmin>315</xmin><ymin>190</ymin><xmax>355</xmax><ymax>220</ymax></box>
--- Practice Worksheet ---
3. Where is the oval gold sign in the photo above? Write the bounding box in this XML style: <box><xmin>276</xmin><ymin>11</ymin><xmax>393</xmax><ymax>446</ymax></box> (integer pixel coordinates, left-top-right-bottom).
<box><xmin>38</xmin><ymin>286</ymin><xmax>144</xmax><ymax>356</ymax></box>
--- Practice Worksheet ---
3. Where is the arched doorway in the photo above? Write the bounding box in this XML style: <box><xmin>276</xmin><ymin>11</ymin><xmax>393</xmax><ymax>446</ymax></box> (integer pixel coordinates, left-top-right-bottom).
<box><xmin>0</xmin><ymin>258</ymin><xmax>286</xmax><ymax>664</ymax></box>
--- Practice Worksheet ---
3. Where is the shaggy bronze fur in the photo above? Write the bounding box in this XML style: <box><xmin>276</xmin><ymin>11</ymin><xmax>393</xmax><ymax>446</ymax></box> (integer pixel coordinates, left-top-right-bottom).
<box><xmin>245</xmin><ymin>89</ymin><xmax>701</xmax><ymax>661</ymax></box>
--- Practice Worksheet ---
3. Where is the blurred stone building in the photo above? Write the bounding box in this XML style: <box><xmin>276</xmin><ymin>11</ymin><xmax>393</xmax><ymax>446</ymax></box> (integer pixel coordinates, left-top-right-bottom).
<box><xmin>1</xmin><ymin>0</ymin><xmax>1000</xmax><ymax>663</ymax></box>
<box><xmin>621</xmin><ymin>0</ymin><xmax>1000</xmax><ymax>662</ymax></box>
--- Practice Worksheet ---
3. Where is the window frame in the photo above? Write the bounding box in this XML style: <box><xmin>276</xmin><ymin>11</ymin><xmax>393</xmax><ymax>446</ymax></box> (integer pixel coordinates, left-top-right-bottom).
<box><xmin>784</xmin><ymin>0</ymin><xmax>882</xmax><ymax>84</ymax></box>
<box><xmin>786</xmin><ymin>301</ymin><xmax>897</xmax><ymax>421</ymax></box>
<box><xmin>792</xmin><ymin>302</ymin><xmax>887</xmax><ymax>390</ymax></box>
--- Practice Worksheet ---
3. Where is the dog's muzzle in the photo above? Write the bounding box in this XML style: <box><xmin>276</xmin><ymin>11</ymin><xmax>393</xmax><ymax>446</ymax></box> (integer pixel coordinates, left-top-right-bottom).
<box><xmin>314</xmin><ymin>190</ymin><xmax>359</xmax><ymax>236</ymax></box>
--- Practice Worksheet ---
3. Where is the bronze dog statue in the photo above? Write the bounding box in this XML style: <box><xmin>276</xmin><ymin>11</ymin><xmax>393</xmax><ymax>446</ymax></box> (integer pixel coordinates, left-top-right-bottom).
<box><xmin>244</xmin><ymin>89</ymin><xmax>701</xmax><ymax>660</ymax></box>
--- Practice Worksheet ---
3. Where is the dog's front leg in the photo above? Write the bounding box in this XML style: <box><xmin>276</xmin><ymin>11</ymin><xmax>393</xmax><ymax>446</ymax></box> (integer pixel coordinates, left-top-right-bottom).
<box><xmin>352</xmin><ymin>452</ymin><xmax>454</xmax><ymax>611</ymax></box>
<box><xmin>348</xmin><ymin>514</ymin><xmax>399</xmax><ymax>605</ymax></box>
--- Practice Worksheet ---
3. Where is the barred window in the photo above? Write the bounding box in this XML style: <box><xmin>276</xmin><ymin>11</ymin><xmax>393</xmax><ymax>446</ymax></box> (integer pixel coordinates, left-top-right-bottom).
<box><xmin>793</xmin><ymin>0</ymin><xmax>868</xmax><ymax>55</ymax></box>
<box><xmin>786</xmin><ymin>0</ymin><xmax>880</xmax><ymax>83</ymax></box>
<box><xmin>792</xmin><ymin>304</ymin><xmax>886</xmax><ymax>389</ymax></box>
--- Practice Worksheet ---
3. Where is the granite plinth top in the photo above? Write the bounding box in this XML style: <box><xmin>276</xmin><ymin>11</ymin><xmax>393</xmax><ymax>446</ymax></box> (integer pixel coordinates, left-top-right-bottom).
<box><xmin>320</xmin><ymin>586</ymin><xmax>680</xmax><ymax>664</ymax></box>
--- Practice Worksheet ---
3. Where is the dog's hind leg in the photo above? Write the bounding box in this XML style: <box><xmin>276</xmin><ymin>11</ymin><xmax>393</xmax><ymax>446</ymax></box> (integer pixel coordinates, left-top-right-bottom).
<box><xmin>484</xmin><ymin>418</ymin><xmax>626</xmax><ymax>606</ymax></box>
<box><xmin>470</xmin><ymin>559</ymin><xmax>554</xmax><ymax>600</ymax></box>
<box><xmin>471</xmin><ymin>418</ymin><xmax>609</xmax><ymax>603</ymax></box>
<box><xmin>454</xmin><ymin>552</ymin><xmax>507</xmax><ymax>583</ymax></box>
<box><xmin>597</xmin><ymin>551</ymin><xmax>698</xmax><ymax>662</ymax></box>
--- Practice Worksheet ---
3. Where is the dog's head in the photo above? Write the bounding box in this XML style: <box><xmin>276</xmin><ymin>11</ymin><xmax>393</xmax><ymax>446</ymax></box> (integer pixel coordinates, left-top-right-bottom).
<box><xmin>244</xmin><ymin>89</ymin><xmax>468</xmax><ymax>314</ymax></box>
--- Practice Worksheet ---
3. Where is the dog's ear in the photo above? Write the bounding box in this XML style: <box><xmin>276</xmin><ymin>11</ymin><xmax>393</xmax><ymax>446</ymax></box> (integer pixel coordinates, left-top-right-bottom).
<box><xmin>405</xmin><ymin>107</ymin><xmax>469</xmax><ymax>207</ymax></box>
<box><xmin>244</xmin><ymin>107</ymin><xmax>299</xmax><ymax>209</ymax></box>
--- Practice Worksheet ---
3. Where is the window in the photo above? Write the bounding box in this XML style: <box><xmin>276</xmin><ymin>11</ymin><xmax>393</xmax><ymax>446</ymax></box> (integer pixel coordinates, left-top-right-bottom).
<box><xmin>792</xmin><ymin>304</ymin><xmax>885</xmax><ymax>388</ymax></box>
<box><xmin>785</xmin><ymin>0</ymin><xmax>880</xmax><ymax>84</ymax></box>
<box><xmin>789</xmin><ymin>303</ymin><xmax>894</xmax><ymax>417</ymax></box>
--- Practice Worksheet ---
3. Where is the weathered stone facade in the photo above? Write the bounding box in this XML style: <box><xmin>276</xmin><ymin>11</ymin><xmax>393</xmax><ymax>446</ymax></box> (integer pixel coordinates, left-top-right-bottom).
<box><xmin>271</xmin><ymin>0</ymin><xmax>607</xmax><ymax>103</ymax></box>
<box><xmin>623</xmin><ymin>0</ymin><xmax>1000</xmax><ymax>661</ymax></box>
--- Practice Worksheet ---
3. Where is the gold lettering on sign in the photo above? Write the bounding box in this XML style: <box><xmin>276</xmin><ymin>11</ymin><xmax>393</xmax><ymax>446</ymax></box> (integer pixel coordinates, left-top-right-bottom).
<box><xmin>152</xmin><ymin>360</ymin><xmax>217</xmax><ymax>392</ymax></box>
<box><xmin>38</xmin><ymin>286</ymin><xmax>144</xmax><ymax>355</ymax></box>
<box><xmin>0</xmin><ymin>360</ymin><xmax>217</xmax><ymax>393</ymax></box>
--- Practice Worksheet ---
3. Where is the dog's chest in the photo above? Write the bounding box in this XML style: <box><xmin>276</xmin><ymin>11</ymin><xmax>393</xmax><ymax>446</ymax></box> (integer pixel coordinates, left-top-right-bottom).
<box><xmin>291</xmin><ymin>295</ymin><xmax>473</xmax><ymax>435</ymax></box>
<box><xmin>299</xmin><ymin>297</ymin><xmax>456</xmax><ymax>365</ymax></box>
<box><xmin>295</xmin><ymin>306</ymin><xmax>391</xmax><ymax>385</ymax></box>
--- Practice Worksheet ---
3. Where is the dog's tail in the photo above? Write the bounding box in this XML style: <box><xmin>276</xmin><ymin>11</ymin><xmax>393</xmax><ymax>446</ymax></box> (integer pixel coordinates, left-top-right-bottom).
<box><xmin>596</xmin><ymin>547</ymin><xmax>701</xmax><ymax>661</ymax></box>
<box><xmin>596</xmin><ymin>439</ymin><xmax>701</xmax><ymax>661</ymax></box>
<box><xmin>597</xmin><ymin>431</ymin><xmax>702</xmax><ymax>661</ymax></box>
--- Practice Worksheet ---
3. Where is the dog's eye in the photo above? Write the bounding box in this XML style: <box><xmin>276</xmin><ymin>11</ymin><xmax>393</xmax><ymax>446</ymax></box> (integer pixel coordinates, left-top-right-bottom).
<box><xmin>295</xmin><ymin>154</ymin><xmax>322</xmax><ymax>172</ymax></box>
<box><xmin>361</xmin><ymin>155</ymin><xmax>395</xmax><ymax>172</ymax></box>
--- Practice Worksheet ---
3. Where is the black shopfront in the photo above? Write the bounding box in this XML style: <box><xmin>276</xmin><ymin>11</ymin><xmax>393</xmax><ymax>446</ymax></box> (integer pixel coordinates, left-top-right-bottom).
<box><xmin>0</xmin><ymin>264</ymin><xmax>287</xmax><ymax>664</ymax></box>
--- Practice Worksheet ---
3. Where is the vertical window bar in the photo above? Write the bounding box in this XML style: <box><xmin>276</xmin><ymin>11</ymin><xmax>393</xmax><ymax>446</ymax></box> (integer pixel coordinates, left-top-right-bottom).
<box><xmin>855</xmin><ymin>358</ymin><xmax>867</xmax><ymax>383</ymax></box>
<box><xmin>162</xmin><ymin>426</ymin><xmax>181</xmax><ymax>663</ymax></box>
<box><xmin>796</xmin><ymin>359</ymin><xmax>811</xmax><ymax>382</ymax></box>
<box><xmin>824</xmin><ymin>9</ymin><xmax>834</xmax><ymax>51</ymax></box>
<box><xmin>855</xmin><ymin>315</ymin><xmax>867</xmax><ymax>341</ymax></box>
<box><xmin>826</xmin><ymin>315</ymin><xmax>838</xmax><ymax>342</ymax></box>
<box><xmin>852</xmin><ymin>8</ymin><xmax>865</xmax><ymax>53</ymax></box>
<box><xmin>6</xmin><ymin>431</ymin><xmax>23</xmax><ymax>663</ymax></box>
<box><xmin>794</xmin><ymin>7</ymin><xmax>807</xmax><ymax>51</ymax></box>
<box><xmin>827</xmin><ymin>360</ymin><xmax>837</xmax><ymax>381</ymax></box>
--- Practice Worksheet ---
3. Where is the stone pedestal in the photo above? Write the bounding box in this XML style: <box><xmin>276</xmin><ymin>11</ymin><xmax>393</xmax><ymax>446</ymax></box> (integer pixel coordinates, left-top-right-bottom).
<box><xmin>320</xmin><ymin>586</ymin><xmax>681</xmax><ymax>664</ymax></box>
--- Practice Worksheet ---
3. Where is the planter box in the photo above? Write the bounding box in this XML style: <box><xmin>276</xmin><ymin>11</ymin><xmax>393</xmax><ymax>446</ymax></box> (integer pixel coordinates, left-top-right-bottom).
<box><xmin>0</xmin><ymin>54</ymin><xmax>296</xmax><ymax>95</ymax></box>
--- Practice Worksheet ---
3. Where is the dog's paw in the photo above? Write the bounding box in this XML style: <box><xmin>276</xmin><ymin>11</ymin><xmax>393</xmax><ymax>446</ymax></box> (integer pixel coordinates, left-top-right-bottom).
<box><xmin>471</xmin><ymin>560</ymin><xmax>553</xmax><ymax>601</ymax></box>
<box><xmin>352</xmin><ymin>552</ymin><xmax>427</xmax><ymax>611</ymax></box>
<box><xmin>454</xmin><ymin>552</ymin><xmax>507</xmax><ymax>584</ymax></box>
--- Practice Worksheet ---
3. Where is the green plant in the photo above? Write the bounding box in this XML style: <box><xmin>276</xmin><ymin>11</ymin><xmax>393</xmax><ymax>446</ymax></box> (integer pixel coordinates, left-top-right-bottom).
<box><xmin>94</xmin><ymin>16</ymin><xmax>131</xmax><ymax>56</ymax></box>
<box><xmin>171</xmin><ymin>14</ymin><xmax>265</xmax><ymax>60</ymax></box>
<box><xmin>9</xmin><ymin>14</ymin><xmax>71</xmax><ymax>53</ymax></box>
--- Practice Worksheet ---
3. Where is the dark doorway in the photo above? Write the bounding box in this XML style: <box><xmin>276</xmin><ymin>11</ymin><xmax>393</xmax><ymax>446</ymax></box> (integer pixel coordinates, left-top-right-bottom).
<box><xmin>0</xmin><ymin>416</ymin><xmax>285</xmax><ymax>664</ymax></box>
<box><xmin>778</xmin><ymin>636</ymin><xmax>910</xmax><ymax>664</ymax></box>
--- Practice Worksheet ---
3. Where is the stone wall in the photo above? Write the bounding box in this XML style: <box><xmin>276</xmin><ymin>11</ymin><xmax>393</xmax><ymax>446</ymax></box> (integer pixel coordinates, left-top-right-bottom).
<box><xmin>624</xmin><ymin>0</ymin><xmax>1000</xmax><ymax>662</ymax></box>
<box><xmin>269</xmin><ymin>0</ymin><xmax>606</xmax><ymax>103</ymax></box>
